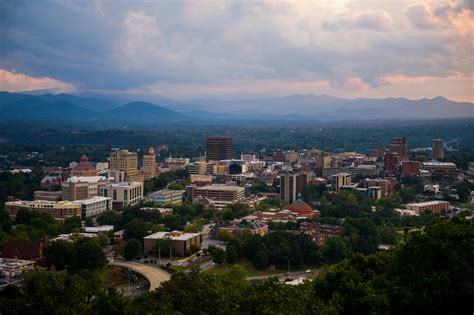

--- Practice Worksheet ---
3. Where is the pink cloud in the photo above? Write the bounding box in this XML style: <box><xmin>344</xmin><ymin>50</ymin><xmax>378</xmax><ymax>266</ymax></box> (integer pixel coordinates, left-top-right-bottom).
<box><xmin>0</xmin><ymin>69</ymin><xmax>76</xmax><ymax>93</ymax></box>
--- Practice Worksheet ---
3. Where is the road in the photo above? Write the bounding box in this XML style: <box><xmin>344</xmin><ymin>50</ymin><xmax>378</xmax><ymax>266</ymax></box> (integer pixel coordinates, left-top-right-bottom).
<box><xmin>109</xmin><ymin>260</ymin><xmax>171</xmax><ymax>292</ymax></box>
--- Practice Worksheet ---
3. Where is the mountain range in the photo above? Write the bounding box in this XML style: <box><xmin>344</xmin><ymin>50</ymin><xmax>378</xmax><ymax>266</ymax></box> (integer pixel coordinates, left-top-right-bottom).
<box><xmin>0</xmin><ymin>91</ymin><xmax>472</xmax><ymax>127</ymax></box>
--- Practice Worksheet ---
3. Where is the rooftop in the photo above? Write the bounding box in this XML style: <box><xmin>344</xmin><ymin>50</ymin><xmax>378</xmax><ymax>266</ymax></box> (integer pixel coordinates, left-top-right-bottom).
<box><xmin>84</xmin><ymin>225</ymin><xmax>114</xmax><ymax>233</ymax></box>
<box><xmin>196</xmin><ymin>185</ymin><xmax>245</xmax><ymax>192</ymax></box>
<box><xmin>144</xmin><ymin>231</ymin><xmax>200</xmax><ymax>241</ymax></box>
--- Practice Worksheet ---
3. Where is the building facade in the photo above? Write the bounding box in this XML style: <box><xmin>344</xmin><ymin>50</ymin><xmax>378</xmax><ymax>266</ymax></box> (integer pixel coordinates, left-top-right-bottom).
<box><xmin>143</xmin><ymin>231</ymin><xmax>202</xmax><ymax>256</ymax></box>
<box><xmin>147</xmin><ymin>189</ymin><xmax>184</xmax><ymax>204</ymax></box>
<box><xmin>141</xmin><ymin>147</ymin><xmax>158</xmax><ymax>180</ymax></box>
<box><xmin>280</xmin><ymin>172</ymin><xmax>308</xmax><ymax>204</ymax></box>
<box><xmin>100</xmin><ymin>181</ymin><xmax>144</xmax><ymax>210</ymax></box>
<box><xmin>432</xmin><ymin>139</ymin><xmax>445</xmax><ymax>160</ymax></box>
<box><xmin>109</xmin><ymin>149</ymin><xmax>142</xmax><ymax>182</ymax></box>
<box><xmin>206</xmin><ymin>136</ymin><xmax>233</xmax><ymax>161</ymax></box>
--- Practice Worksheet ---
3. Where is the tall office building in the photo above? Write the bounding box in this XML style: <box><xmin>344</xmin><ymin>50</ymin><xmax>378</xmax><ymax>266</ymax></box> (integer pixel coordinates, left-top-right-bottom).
<box><xmin>109</xmin><ymin>149</ymin><xmax>141</xmax><ymax>182</ymax></box>
<box><xmin>206</xmin><ymin>136</ymin><xmax>233</xmax><ymax>161</ymax></box>
<box><xmin>390</xmin><ymin>137</ymin><xmax>408</xmax><ymax>160</ymax></box>
<box><xmin>331</xmin><ymin>173</ymin><xmax>352</xmax><ymax>192</ymax></box>
<box><xmin>432</xmin><ymin>139</ymin><xmax>445</xmax><ymax>160</ymax></box>
<box><xmin>280</xmin><ymin>172</ymin><xmax>308</xmax><ymax>204</ymax></box>
<box><xmin>141</xmin><ymin>147</ymin><xmax>158</xmax><ymax>180</ymax></box>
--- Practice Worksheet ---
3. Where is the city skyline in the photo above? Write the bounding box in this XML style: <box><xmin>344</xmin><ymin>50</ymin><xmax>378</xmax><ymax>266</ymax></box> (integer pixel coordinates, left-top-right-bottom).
<box><xmin>1</xmin><ymin>0</ymin><xmax>473</xmax><ymax>102</ymax></box>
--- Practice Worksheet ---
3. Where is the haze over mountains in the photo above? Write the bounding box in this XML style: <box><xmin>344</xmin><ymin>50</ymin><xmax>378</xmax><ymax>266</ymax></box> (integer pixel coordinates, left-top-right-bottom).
<box><xmin>0</xmin><ymin>91</ymin><xmax>472</xmax><ymax>127</ymax></box>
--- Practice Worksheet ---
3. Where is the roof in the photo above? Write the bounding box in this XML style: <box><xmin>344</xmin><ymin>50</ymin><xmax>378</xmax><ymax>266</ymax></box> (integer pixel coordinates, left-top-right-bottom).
<box><xmin>196</xmin><ymin>185</ymin><xmax>245</xmax><ymax>192</ymax></box>
<box><xmin>288</xmin><ymin>199</ymin><xmax>314</xmax><ymax>216</ymax></box>
<box><xmin>144</xmin><ymin>231</ymin><xmax>200</xmax><ymax>241</ymax></box>
<box><xmin>66</xmin><ymin>176</ymin><xmax>107</xmax><ymax>183</ymax></box>
<box><xmin>1</xmin><ymin>240</ymin><xmax>43</xmax><ymax>260</ymax></box>
<box><xmin>84</xmin><ymin>225</ymin><xmax>114</xmax><ymax>233</ymax></box>
<box><xmin>72</xmin><ymin>196</ymin><xmax>111</xmax><ymax>205</ymax></box>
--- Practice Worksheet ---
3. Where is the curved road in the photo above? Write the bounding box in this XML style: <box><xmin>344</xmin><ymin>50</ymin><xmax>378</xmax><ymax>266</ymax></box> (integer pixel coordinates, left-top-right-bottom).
<box><xmin>109</xmin><ymin>260</ymin><xmax>171</xmax><ymax>292</ymax></box>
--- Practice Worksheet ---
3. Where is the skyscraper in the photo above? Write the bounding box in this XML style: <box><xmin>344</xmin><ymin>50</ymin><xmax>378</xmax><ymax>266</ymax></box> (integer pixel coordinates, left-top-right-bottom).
<box><xmin>109</xmin><ymin>149</ymin><xmax>141</xmax><ymax>182</ymax></box>
<box><xmin>432</xmin><ymin>139</ymin><xmax>445</xmax><ymax>160</ymax></box>
<box><xmin>142</xmin><ymin>147</ymin><xmax>158</xmax><ymax>180</ymax></box>
<box><xmin>206</xmin><ymin>136</ymin><xmax>233</xmax><ymax>161</ymax></box>
<box><xmin>390</xmin><ymin>137</ymin><xmax>408</xmax><ymax>160</ymax></box>
<box><xmin>280</xmin><ymin>172</ymin><xmax>308</xmax><ymax>204</ymax></box>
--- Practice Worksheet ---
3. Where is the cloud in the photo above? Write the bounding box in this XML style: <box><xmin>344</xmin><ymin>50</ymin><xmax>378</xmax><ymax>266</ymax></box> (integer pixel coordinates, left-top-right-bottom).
<box><xmin>0</xmin><ymin>0</ymin><xmax>471</xmax><ymax>102</ymax></box>
<box><xmin>0</xmin><ymin>69</ymin><xmax>76</xmax><ymax>93</ymax></box>
<box><xmin>323</xmin><ymin>9</ymin><xmax>393</xmax><ymax>31</ymax></box>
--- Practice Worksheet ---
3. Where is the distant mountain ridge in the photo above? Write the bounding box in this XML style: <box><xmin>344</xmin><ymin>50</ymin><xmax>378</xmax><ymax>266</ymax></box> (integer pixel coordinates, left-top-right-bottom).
<box><xmin>0</xmin><ymin>91</ymin><xmax>472</xmax><ymax>126</ymax></box>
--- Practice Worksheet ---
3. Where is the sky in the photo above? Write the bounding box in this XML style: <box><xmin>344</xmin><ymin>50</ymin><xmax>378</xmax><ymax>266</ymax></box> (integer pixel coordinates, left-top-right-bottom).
<box><xmin>0</xmin><ymin>0</ymin><xmax>473</xmax><ymax>102</ymax></box>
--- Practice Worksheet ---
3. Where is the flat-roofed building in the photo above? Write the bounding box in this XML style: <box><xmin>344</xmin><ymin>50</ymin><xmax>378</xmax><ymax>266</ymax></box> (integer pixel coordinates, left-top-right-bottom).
<box><xmin>143</xmin><ymin>231</ymin><xmax>202</xmax><ymax>256</ymax></box>
<box><xmin>331</xmin><ymin>173</ymin><xmax>351</xmax><ymax>192</ymax></box>
<box><xmin>323</xmin><ymin>165</ymin><xmax>378</xmax><ymax>177</ymax></box>
<box><xmin>280</xmin><ymin>172</ymin><xmax>309</xmax><ymax>204</ymax></box>
<box><xmin>422</xmin><ymin>161</ymin><xmax>457</xmax><ymax>177</ymax></box>
<box><xmin>401</xmin><ymin>161</ymin><xmax>421</xmax><ymax>177</ymax></box>
<box><xmin>362</xmin><ymin>178</ymin><xmax>397</xmax><ymax>197</ymax></box>
<box><xmin>5</xmin><ymin>200</ymin><xmax>81</xmax><ymax>222</ymax></box>
<box><xmin>84</xmin><ymin>225</ymin><xmax>114</xmax><ymax>235</ymax></box>
<box><xmin>62</xmin><ymin>176</ymin><xmax>109</xmax><ymax>201</ymax></box>
<box><xmin>188</xmin><ymin>161</ymin><xmax>208</xmax><ymax>175</ymax></box>
<box><xmin>100</xmin><ymin>181</ymin><xmax>143</xmax><ymax>210</ymax></box>
<box><xmin>141</xmin><ymin>147</ymin><xmax>158</xmax><ymax>180</ymax></box>
<box><xmin>405</xmin><ymin>200</ymin><xmax>449</xmax><ymax>215</ymax></box>
<box><xmin>0</xmin><ymin>258</ymin><xmax>35</xmax><ymax>280</ymax></box>
<box><xmin>432</xmin><ymin>139</ymin><xmax>445</xmax><ymax>160</ymax></box>
<box><xmin>73</xmin><ymin>196</ymin><xmax>112</xmax><ymax>219</ymax></box>
<box><xmin>206</xmin><ymin>136</ymin><xmax>233</xmax><ymax>161</ymax></box>
<box><xmin>34</xmin><ymin>190</ymin><xmax>63</xmax><ymax>201</ymax></box>
<box><xmin>147</xmin><ymin>189</ymin><xmax>184</xmax><ymax>204</ymax></box>
<box><xmin>109</xmin><ymin>149</ymin><xmax>142</xmax><ymax>182</ymax></box>
<box><xmin>189</xmin><ymin>185</ymin><xmax>245</xmax><ymax>208</ymax></box>
<box><xmin>216</xmin><ymin>221</ymin><xmax>268</xmax><ymax>237</ymax></box>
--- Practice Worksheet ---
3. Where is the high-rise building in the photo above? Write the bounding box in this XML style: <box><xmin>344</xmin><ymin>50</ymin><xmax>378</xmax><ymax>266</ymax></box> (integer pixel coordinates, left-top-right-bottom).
<box><xmin>280</xmin><ymin>172</ymin><xmax>308</xmax><ymax>204</ymax></box>
<box><xmin>109</xmin><ymin>149</ymin><xmax>141</xmax><ymax>182</ymax></box>
<box><xmin>432</xmin><ymin>139</ymin><xmax>445</xmax><ymax>160</ymax></box>
<box><xmin>330</xmin><ymin>173</ymin><xmax>351</xmax><ymax>192</ymax></box>
<box><xmin>206</xmin><ymin>136</ymin><xmax>233</xmax><ymax>161</ymax></box>
<box><xmin>390</xmin><ymin>137</ymin><xmax>408</xmax><ymax>160</ymax></box>
<box><xmin>62</xmin><ymin>176</ymin><xmax>109</xmax><ymax>201</ymax></box>
<box><xmin>142</xmin><ymin>147</ymin><xmax>158</xmax><ymax>180</ymax></box>
<box><xmin>384</xmin><ymin>151</ymin><xmax>398</xmax><ymax>173</ymax></box>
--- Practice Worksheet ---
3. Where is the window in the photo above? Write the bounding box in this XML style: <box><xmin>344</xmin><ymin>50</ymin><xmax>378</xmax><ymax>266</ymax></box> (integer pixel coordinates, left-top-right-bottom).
<box><xmin>113</xmin><ymin>189</ymin><xmax>117</xmax><ymax>201</ymax></box>
<box><xmin>124</xmin><ymin>190</ymin><xmax>128</xmax><ymax>201</ymax></box>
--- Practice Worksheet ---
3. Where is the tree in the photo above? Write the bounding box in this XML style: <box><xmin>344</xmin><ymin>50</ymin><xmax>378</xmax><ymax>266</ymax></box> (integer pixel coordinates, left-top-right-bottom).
<box><xmin>378</xmin><ymin>226</ymin><xmax>398</xmax><ymax>244</ymax></box>
<box><xmin>153</xmin><ymin>238</ymin><xmax>173</xmax><ymax>258</ymax></box>
<box><xmin>123</xmin><ymin>239</ymin><xmax>142</xmax><ymax>261</ymax></box>
<box><xmin>343</xmin><ymin>218</ymin><xmax>380</xmax><ymax>255</ymax></box>
<box><xmin>96</xmin><ymin>210</ymin><xmax>121</xmax><ymax>227</ymax></box>
<box><xmin>84</xmin><ymin>218</ymin><xmax>94</xmax><ymax>227</ymax></box>
<box><xmin>124</xmin><ymin>219</ymin><xmax>156</xmax><ymax>241</ymax></box>
<box><xmin>74</xmin><ymin>237</ymin><xmax>107</xmax><ymax>270</ymax></box>
<box><xmin>226</xmin><ymin>245</ymin><xmax>238</xmax><ymax>264</ymax></box>
<box><xmin>44</xmin><ymin>240</ymin><xmax>76</xmax><ymax>270</ymax></box>
<box><xmin>322</xmin><ymin>236</ymin><xmax>352</xmax><ymax>264</ymax></box>
<box><xmin>399</xmin><ymin>187</ymin><xmax>416</xmax><ymax>203</ymax></box>
<box><xmin>253</xmin><ymin>250</ymin><xmax>268</xmax><ymax>270</ymax></box>
<box><xmin>63</xmin><ymin>216</ymin><xmax>82</xmax><ymax>234</ymax></box>
<box><xmin>212</xmin><ymin>247</ymin><xmax>225</xmax><ymax>265</ymax></box>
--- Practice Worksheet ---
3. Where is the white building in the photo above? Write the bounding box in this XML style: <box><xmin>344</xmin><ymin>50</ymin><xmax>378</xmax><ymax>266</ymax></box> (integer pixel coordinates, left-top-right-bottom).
<box><xmin>147</xmin><ymin>189</ymin><xmax>184</xmax><ymax>204</ymax></box>
<box><xmin>73</xmin><ymin>196</ymin><xmax>112</xmax><ymax>219</ymax></box>
<box><xmin>0</xmin><ymin>258</ymin><xmax>35</xmax><ymax>280</ymax></box>
<box><xmin>100</xmin><ymin>181</ymin><xmax>143</xmax><ymax>210</ymax></box>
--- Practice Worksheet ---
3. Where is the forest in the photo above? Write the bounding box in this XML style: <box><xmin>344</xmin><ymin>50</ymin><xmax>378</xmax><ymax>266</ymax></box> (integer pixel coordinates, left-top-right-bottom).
<box><xmin>0</xmin><ymin>218</ymin><xmax>472</xmax><ymax>314</ymax></box>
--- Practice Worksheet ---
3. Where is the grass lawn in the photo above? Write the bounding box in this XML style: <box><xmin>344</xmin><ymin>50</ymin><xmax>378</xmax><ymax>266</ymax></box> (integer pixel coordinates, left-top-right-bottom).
<box><xmin>206</xmin><ymin>258</ymin><xmax>320</xmax><ymax>278</ymax></box>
